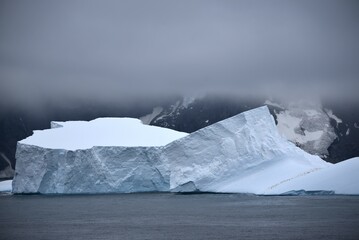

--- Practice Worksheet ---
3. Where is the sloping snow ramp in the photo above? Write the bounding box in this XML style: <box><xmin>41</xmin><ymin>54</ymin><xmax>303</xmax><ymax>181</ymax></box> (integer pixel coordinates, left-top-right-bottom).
<box><xmin>266</xmin><ymin>157</ymin><xmax>359</xmax><ymax>195</ymax></box>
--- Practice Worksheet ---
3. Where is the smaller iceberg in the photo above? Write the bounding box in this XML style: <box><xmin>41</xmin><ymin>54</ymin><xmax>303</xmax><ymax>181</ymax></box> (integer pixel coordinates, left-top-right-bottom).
<box><xmin>279</xmin><ymin>190</ymin><xmax>335</xmax><ymax>196</ymax></box>
<box><xmin>0</xmin><ymin>180</ymin><xmax>12</xmax><ymax>193</ymax></box>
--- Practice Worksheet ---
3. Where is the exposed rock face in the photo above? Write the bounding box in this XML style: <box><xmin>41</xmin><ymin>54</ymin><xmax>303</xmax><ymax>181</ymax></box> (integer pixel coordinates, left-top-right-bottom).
<box><xmin>270</xmin><ymin>101</ymin><xmax>337</xmax><ymax>159</ymax></box>
<box><xmin>12</xmin><ymin>106</ymin><xmax>332</xmax><ymax>194</ymax></box>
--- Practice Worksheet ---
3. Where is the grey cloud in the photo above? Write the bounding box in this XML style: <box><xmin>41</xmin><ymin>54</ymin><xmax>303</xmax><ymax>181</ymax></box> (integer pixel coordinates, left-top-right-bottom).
<box><xmin>1</xmin><ymin>0</ymin><xmax>359</xmax><ymax>110</ymax></box>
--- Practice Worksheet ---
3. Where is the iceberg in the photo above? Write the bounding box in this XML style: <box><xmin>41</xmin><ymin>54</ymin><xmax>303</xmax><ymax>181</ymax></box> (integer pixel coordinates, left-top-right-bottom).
<box><xmin>12</xmin><ymin>118</ymin><xmax>188</xmax><ymax>194</ymax></box>
<box><xmin>163</xmin><ymin>106</ymin><xmax>330</xmax><ymax>194</ymax></box>
<box><xmin>12</xmin><ymin>106</ymin><xmax>358</xmax><ymax>195</ymax></box>
<box><xmin>0</xmin><ymin>180</ymin><xmax>12</xmax><ymax>193</ymax></box>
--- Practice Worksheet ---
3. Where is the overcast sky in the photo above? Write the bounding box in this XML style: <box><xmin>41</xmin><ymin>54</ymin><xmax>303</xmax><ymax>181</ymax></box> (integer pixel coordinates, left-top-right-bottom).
<box><xmin>1</xmin><ymin>0</ymin><xmax>359</xmax><ymax>109</ymax></box>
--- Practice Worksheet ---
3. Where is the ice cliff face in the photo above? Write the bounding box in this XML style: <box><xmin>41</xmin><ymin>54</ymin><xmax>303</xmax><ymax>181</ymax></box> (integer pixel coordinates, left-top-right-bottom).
<box><xmin>13</xmin><ymin>106</ymin><xmax>341</xmax><ymax>195</ymax></box>
<box><xmin>13</xmin><ymin>118</ymin><xmax>187</xmax><ymax>194</ymax></box>
<box><xmin>13</xmin><ymin>145</ymin><xmax>169</xmax><ymax>194</ymax></box>
<box><xmin>163</xmin><ymin>106</ymin><xmax>329</xmax><ymax>194</ymax></box>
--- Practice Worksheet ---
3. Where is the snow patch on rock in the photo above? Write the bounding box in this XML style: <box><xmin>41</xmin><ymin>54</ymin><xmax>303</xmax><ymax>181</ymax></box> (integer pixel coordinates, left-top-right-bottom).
<box><xmin>274</xmin><ymin>104</ymin><xmax>336</xmax><ymax>158</ymax></box>
<box><xmin>325</xmin><ymin>109</ymin><xmax>343</xmax><ymax>127</ymax></box>
<box><xmin>140</xmin><ymin>107</ymin><xmax>163</xmax><ymax>125</ymax></box>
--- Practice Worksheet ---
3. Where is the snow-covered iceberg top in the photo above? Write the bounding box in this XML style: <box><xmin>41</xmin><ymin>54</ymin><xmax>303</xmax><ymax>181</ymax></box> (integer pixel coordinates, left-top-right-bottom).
<box><xmin>20</xmin><ymin>118</ymin><xmax>188</xmax><ymax>150</ymax></box>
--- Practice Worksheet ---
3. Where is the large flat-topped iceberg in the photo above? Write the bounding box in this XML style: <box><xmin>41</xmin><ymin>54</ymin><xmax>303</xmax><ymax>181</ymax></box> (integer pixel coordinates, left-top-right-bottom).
<box><xmin>20</xmin><ymin>118</ymin><xmax>188</xmax><ymax>150</ymax></box>
<box><xmin>12</xmin><ymin>106</ymin><xmax>359</xmax><ymax>195</ymax></box>
<box><xmin>13</xmin><ymin>118</ymin><xmax>188</xmax><ymax>194</ymax></box>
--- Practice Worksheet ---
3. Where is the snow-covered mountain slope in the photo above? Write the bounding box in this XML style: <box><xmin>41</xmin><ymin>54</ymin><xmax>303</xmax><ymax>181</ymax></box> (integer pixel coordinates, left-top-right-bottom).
<box><xmin>266</xmin><ymin>100</ymin><xmax>337</xmax><ymax>158</ymax></box>
<box><xmin>140</xmin><ymin>96</ymin><xmax>200</xmax><ymax>129</ymax></box>
<box><xmin>267</xmin><ymin>157</ymin><xmax>359</xmax><ymax>195</ymax></box>
<box><xmin>12</xmin><ymin>119</ymin><xmax>188</xmax><ymax>194</ymax></box>
<box><xmin>163</xmin><ymin>106</ymin><xmax>330</xmax><ymax>194</ymax></box>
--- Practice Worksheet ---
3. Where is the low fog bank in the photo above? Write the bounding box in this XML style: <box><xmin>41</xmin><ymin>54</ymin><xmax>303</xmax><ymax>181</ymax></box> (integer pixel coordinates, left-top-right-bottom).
<box><xmin>1</xmin><ymin>0</ymin><xmax>359</xmax><ymax>112</ymax></box>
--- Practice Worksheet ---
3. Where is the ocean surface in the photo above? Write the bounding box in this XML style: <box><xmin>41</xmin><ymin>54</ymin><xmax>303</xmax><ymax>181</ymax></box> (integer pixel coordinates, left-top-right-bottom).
<box><xmin>0</xmin><ymin>193</ymin><xmax>358</xmax><ymax>240</ymax></box>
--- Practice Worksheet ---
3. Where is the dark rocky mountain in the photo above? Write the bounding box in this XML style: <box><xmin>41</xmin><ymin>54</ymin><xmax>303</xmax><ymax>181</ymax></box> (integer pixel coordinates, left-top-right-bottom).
<box><xmin>1</xmin><ymin>96</ymin><xmax>358</xmax><ymax>179</ymax></box>
<box><xmin>141</xmin><ymin>96</ymin><xmax>359</xmax><ymax>163</ymax></box>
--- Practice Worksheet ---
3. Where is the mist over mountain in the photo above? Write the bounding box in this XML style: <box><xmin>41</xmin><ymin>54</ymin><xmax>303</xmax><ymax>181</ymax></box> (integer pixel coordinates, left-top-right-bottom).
<box><xmin>1</xmin><ymin>0</ymin><xmax>359</xmax><ymax>112</ymax></box>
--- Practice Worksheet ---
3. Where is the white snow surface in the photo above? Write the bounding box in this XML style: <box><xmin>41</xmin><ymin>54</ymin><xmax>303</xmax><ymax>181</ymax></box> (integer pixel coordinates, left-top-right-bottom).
<box><xmin>20</xmin><ymin>118</ymin><xmax>188</xmax><ymax>150</ymax></box>
<box><xmin>346</xmin><ymin>128</ymin><xmax>350</xmax><ymax>136</ymax></box>
<box><xmin>0</xmin><ymin>180</ymin><xmax>12</xmax><ymax>192</ymax></box>
<box><xmin>140</xmin><ymin>107</ymin><xmax>163</xmax><ymax>124</ymax></box>
<box><xmin>267</xmin><ymin>158</ymin><xmax>359</xmax><ymax>195</ymax></box>
<box><xmin>325</xmin><ymin>109</ymin><xmax>342</xmax><ymax>126</ymax></box>
<box><xmin>276</xmin><ymin>110</ymin><xmax>325</xmax><ymax>145</ymax></box>
<box><xmin>274</xmin><ymin>104</ymin><xmax>337</xmax><ymax>158</ymax></box>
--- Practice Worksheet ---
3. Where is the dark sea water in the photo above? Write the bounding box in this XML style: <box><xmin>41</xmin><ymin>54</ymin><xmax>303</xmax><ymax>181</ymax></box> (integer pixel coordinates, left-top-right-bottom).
<box><xmin>0</xmin><ymin>193</ymin><xmax>359</xmax><ymax>240</ymax></box>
